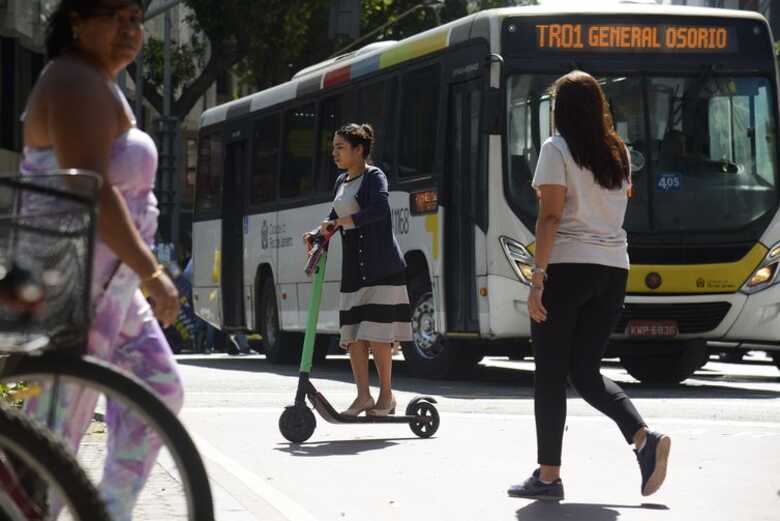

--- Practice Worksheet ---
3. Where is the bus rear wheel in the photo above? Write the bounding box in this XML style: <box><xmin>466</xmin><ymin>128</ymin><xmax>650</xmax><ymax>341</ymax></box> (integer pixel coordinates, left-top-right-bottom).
<box><xmin>620</xmin><ymin>341</ymin><xmax>707</xmax><ymax>384</ymax></box>
<box><xmin>259</xmin><ymin>276</ymin><xmax>297</xmax><ymax>364</ymax></box>
<box><xmin>401</xmin><ymin>292</ymin><xmax>482</xmax><ymax>379</ymax></box>
<box><xmin>257</xmin><ymin>277</ymin><xmax>328</xmax><ymax>365</ymax></box>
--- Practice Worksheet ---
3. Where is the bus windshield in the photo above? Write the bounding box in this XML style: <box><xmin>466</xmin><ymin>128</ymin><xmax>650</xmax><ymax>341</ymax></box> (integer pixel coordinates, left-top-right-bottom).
<box><xmin>506</xmin><ymin>73</ymin><xmax>779</xmax><ymax>236</ymax></box>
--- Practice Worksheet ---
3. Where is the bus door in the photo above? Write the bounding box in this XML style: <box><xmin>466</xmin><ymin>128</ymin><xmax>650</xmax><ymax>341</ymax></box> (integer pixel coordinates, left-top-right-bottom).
<box><xmin>444</xmin><ymin>78</ymin><xmax>483</xmax><ymax>333</ymax></box>
<box><xmin>221</xmin><ymin>123</ymin><xmax>250</xmax><ymax>329</ymax></box>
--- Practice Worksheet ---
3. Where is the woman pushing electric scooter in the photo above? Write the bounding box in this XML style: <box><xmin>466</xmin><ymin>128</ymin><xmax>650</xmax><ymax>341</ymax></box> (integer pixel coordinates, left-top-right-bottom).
<box><xmin>278</xmin><ymin>123</ymin><xmax>439</xmax><ymax>443</ymax></box>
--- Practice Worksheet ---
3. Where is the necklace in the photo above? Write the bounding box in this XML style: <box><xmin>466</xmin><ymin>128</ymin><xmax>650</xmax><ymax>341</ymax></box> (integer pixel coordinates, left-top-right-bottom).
<box><xmin>346</xmin><ymin>167</ymin><xmax>367</xmax><ymax>182</ymax></box>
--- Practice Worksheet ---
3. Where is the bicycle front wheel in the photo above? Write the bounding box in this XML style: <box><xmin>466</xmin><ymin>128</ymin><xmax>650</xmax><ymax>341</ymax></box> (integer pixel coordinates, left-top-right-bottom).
<box><xmin>0</xmin><ymin>404</ymin><xmax>110</xmax><ymax>521</ymax></box>
<box><xmin>0</xmin><ymin>353</ymin><xmax>214</xmax><ymax>521</ymax></box>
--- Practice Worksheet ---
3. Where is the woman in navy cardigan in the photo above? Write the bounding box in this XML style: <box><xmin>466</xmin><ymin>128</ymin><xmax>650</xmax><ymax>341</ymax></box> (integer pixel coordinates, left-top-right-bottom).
<box><xmin>304</xmin><ymin>123</ymin><xmax>412</xmax><ymax>417</ymax></box>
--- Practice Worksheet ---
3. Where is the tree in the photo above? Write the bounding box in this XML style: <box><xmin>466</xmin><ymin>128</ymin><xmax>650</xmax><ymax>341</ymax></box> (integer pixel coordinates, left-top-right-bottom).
<box><xmin>135</xmin><ymin>0</ymin><xmax>539</xmax><ymax>119</ymax></box>
<box><xmin>133</xmin><ymin>0</ymin><xmax>330</xmax><ymax>122</ymax></box>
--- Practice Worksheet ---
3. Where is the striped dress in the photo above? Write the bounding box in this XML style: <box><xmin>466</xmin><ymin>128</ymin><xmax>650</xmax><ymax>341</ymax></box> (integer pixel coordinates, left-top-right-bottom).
<box><xmin>333</xmin><ymin>174</ymin><xmax>413</xmax><ymax>350</ymax></box>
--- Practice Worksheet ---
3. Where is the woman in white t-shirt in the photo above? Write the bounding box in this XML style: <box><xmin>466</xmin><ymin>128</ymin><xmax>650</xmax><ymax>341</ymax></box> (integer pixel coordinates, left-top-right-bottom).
<box><xmin>507</xmin><ymin>71</ymin><xmax>671</xmax><ymax>501</ymax></box>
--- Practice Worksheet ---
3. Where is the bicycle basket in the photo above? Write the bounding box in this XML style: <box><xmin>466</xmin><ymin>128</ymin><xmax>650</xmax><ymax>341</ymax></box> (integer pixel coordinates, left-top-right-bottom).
<box><xmin>0</xmin><ymin>171</ymin><xmax>101</xmax><ymax>353</ymax></box>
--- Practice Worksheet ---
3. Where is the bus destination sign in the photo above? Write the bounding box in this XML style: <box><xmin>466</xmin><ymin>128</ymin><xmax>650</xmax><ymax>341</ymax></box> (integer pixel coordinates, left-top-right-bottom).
<box><xmin>533</xmin><ymin>23</ymin><xmax>737</xmax><ymax>53</ymax></box>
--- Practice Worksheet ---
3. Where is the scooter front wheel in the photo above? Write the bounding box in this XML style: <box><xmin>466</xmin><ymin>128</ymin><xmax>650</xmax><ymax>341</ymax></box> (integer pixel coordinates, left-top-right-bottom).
<box><xmin>407</xmin><ymin>401</ymin><xmax>440</xmax><ymax>438</ymax></box>
<box><xmin>279</xmin><ymin>405</ymin><xmax>316</xmax><ymax>443</ymax></box>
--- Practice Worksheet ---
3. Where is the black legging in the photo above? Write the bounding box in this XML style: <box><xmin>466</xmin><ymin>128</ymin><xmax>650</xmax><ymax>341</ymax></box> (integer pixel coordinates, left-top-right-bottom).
<box><xmin>531</xmin><ymin>263</ymin><xmax>646</xmax><ymax>466</ymax></box>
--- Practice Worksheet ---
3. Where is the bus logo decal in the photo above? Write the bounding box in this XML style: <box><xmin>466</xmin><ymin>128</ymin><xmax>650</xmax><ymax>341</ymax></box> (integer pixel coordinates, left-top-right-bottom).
<box><xmin>645</xmin><ymin>272</ymin><xmax>663</xmax><ymax>290</ymax></box>
<box><xmin>261</xmin><ymin>220</ymin><xmax>269</xmax><ymax>249</ymax></box>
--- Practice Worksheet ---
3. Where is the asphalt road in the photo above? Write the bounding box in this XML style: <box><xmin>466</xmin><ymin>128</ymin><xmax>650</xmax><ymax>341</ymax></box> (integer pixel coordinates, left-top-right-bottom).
<box><xmin>163</xmin><ymin>352</ymin><xmax>780</xmax><ymax>521</ymax></box>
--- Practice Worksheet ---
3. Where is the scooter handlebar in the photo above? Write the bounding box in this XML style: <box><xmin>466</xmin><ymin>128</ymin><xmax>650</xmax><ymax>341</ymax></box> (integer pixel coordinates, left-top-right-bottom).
<box><xmin>305</xmin><ymin>226</ymin><xmax>341</xmax><ymax>277</ymax></box>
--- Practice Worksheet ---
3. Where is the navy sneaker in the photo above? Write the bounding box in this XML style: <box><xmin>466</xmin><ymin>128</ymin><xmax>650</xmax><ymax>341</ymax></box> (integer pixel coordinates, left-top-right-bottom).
<box><xmin>507</xmin><ymin>469</ymin><xmax>564</xmax><ymax>500</ymax></box>
<box><xmin>635</xmin><ymin>430</ymin><xmax>671</xmax><ymax>496</ymax></box>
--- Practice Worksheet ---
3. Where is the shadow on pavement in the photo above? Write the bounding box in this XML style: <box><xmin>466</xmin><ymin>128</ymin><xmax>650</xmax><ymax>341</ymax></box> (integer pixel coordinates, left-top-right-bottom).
<box><xmin>274</xmin><ymin>437</ymin><xmax>422</xmax><ymax>457</ymax></box>
<box><xmin>515</xmin><ymin>501</ymin><xmax>669</xmax><ymax>520</ymax></box>
<box><xmin>176</xmin><ymin>356</ymin><xmax>780</xmax><ymax>400</ymax></box>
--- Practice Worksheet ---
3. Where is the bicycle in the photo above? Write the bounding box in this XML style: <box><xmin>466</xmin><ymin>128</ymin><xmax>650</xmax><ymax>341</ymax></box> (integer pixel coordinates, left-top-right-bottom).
<box><xmin>0</xmin><ymin>172</ymin><xmax>214</xmax><ymax>521</ymax></box>
<box><xmin>0</xmin><ymin>401</ymin><xmax>111</xmax><ymax>521</ymax></box>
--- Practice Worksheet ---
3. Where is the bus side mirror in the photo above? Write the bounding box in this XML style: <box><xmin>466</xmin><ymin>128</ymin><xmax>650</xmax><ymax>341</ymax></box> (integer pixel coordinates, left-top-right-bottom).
<box><xmin>485</xmin><ymin>87</ymin><xmax>505</xmax><ymax>136</ymax></box>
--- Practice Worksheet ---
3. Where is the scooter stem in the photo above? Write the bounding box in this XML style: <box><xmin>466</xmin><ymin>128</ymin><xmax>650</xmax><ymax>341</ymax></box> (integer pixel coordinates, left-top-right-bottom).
<box><xmin>299</xmin><ymin>228</ymin><xmax>337</xmax><ymax>374</ymax></box>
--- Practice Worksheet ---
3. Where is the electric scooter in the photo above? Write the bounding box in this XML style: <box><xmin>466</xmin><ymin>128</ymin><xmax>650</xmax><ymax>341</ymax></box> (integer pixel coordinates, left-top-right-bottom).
<box><xmin>278</xmin><ymin>228</ymin><xmax>440</xmax><ymax>443</ymax></box>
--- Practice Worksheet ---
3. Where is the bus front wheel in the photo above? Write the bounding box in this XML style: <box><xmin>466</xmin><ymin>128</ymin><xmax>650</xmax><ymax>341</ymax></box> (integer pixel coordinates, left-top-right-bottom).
<box><xmin>401</xmin><ymin>292</ymin><xmax>482</xmax><ymax>379</ymax></box>
<box><xmin>619</xmin><ymin>342</ymin><xmax>707</xmax><ymax>384</ymax></box>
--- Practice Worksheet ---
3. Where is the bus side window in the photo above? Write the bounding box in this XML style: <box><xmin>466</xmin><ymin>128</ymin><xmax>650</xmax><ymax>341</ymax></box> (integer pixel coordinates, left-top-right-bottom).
<box><xmin>281</xmin><ymin>104</ymin><xmax>316</xmax><ymax>199</ymax></box>
<box><xmin>316</xmin><ymin>95</ymin><xmax>355</xmax><ymax>193</ymax></box>
<box><xmin>398</xmin><ymin>64</ymin><xmax>441</xmax><ymax>179</ymax></box>
<box><xmin>195</xmin><ymin>132</ymin><xmax>224</xmax><ymax>215</ymax></box>
<box><xmin>251</xmin><ymin>114</ymin><xmax>280</xmax><ymax>205</ymax></box>
<box><xmin>358</xmin><ymin>80</ymin><xmax>392</xmax><ymax>175</ymax></box>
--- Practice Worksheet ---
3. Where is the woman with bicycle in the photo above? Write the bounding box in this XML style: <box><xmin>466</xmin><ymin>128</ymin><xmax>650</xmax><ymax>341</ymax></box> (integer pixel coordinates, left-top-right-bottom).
<box><xmin>20</xmin><ymin>1</ymin><xmax>183</xmax><ymax>518</ymax></box>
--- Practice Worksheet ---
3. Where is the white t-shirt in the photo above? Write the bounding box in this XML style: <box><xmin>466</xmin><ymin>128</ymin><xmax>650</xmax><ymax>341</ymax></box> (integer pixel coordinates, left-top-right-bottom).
<box><xmin>531</xmin><ymin>135</ymin><xmax>630</xmax><ymax>270</ymax></box>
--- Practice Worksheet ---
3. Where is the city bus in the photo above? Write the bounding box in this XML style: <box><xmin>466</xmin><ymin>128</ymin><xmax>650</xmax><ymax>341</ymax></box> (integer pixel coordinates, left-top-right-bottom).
<box><xmin>192</xmin><ymin>4</ymin><xmax>780</xmax><ymax>382</ymax></box>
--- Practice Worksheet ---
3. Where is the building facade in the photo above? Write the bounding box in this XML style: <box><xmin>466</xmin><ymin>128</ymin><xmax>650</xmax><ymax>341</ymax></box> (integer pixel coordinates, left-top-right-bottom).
<box><xmin>0</xmin><ymin>0</ymin><xmax>231</xmax><ymax>256</ymax></box>
<box><xmin>0</xmin><ymin>0</ymin><xmax>46</xmax><ymax>172</ymax></box>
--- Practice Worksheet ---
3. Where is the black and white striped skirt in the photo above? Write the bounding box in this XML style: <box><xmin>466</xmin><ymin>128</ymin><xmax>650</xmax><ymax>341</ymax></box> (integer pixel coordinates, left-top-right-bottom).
<box><xmin>339</xmin><ymin>232</ymin><xmax>413</xmax><ymax>350</ymax></box>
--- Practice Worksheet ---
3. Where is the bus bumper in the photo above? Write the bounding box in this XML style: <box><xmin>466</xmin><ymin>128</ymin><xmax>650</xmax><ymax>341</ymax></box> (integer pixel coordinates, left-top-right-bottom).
<box><xmin>612</xmin><ymin>286</ymin><xmax>780</xmax><ymax>347</ymax></box>
<box><xmin>486</xmin><ymin>275</ymin><xmax>532</xmax><ymax>338</ymax></box>
<box><xmin>724</xmin><ymin>284</ymin><xmax>780</xmax><ymax>345</ymax></box>
<box><xmin>484</xmin><ymin>277</ymin><xmax>780</xmax><ymax>349</ymax></box>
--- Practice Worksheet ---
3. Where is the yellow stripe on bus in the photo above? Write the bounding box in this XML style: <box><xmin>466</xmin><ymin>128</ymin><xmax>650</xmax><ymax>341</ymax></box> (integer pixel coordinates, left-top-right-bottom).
<box><xmin>627</xmin><ymin>243</ymin><xmax>766</xmax><ymax>294</ymax></box>
<box><xmin>212</xmin><ymin>248</ymin><xmax>221</xmax><ymax>283</ymax></box>
<box><xmin>525</xmin><ymin>242</ymin><xmax>766</xmax><ymax>294</ymax></box>
<box><xmin>425</xmin><ymin>214</ymin><xmax>440</xmax><ymax>261</ymax></box>
<box><xmin>379</xmin><ymin>32</ymin><xmax>449</xmax><ymax>69</ymax></box>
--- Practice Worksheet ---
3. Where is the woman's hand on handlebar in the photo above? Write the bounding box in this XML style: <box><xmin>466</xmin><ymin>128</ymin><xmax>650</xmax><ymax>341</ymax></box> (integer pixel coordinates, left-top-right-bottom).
<box><xmin>319</xmin><ymin>219</ymin><xmax>338</xmax><ymax>236</ymax></box>
<box><xmin>302</xmin><ymin>232</ymin><xmax>315</xmax><ymax>254</ymax></box>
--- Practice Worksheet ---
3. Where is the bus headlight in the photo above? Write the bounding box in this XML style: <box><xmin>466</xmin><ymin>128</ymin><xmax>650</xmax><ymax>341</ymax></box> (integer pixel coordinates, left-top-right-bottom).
<box><xmin>499</xmin><ymin>236</ymin><xmax>534</xmax><ymax>286</ymax></box>
<box><xmin>742</xmin><ymin>243</ymin><xmax>780</xmax><ymax>294</ymax></box>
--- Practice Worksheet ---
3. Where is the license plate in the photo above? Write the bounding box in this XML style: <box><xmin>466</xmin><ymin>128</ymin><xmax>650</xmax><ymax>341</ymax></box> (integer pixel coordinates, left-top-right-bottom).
<box><xmin>627</xmin><ymin>320</ymin><xmax>679</xmax><ymax>338</ymax></box>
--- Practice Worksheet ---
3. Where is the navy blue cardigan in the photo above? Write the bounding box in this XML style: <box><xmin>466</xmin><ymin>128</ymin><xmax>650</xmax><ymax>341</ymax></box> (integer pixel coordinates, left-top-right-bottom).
<box><xmin>326</xmin><ymin>167</ymin><xmax>406</xmax><ymax>284</ymax></box>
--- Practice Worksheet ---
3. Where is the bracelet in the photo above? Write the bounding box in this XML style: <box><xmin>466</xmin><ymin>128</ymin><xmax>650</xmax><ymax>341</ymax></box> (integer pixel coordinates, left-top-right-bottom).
<box><xmin>141</xmin><ymin>264</ymin><xmax>164</xmax><ymax>284</ymax></box>
<box><xmin>531</xmin><ymin>266</ymin><xmax>548</xmax><ymax>281</ymax></box>
<box><xmin>531</xmin><ymin>284</ymin><xmax>544</xmax><ymax>290</ymax></box>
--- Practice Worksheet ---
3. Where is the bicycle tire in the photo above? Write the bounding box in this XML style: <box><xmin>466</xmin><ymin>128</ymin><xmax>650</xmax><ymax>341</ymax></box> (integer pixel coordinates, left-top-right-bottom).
<box><xmin>0</xmin><ymin>404</ymin><xmax>110</xmax><ymax>521</ymax></box>
<box><xmin>0</xmin><ymin>352</ymin><xmax>214</xmax><ymax>521</ymax></box>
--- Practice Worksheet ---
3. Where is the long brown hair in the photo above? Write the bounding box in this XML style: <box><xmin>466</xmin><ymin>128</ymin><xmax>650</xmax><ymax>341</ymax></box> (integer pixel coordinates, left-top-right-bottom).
<box><xmin>551</xmin><ymin>71</ymin><xmax>629</xmax><ymax>190</ymax></box>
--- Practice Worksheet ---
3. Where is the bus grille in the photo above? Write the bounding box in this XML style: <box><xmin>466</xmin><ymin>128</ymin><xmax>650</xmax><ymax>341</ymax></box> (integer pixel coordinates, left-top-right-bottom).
<box><xmin>614</xmin><ymin>302</ymin><xmax>732</xmax><ymax>334</ymax></box>
<box><xmin>627</xmin><ymin>243</ymin><xmax>753</xmax><ymax>264</ymax></box>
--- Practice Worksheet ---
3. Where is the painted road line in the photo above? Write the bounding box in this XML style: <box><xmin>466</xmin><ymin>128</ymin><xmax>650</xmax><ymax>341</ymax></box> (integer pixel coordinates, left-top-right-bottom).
<box><xmin>191</xmin><ymin>433</ymin><xmax>319</xmax><ymax>521</ymax></box>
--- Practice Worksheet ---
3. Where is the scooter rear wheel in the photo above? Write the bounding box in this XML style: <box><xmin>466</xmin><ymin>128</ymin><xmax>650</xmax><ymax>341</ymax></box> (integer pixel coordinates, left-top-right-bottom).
<box><xmin>279</xmin><ymin>406</ymin><xmax>316</xmax><ymax>443</ymax></box>
<box><xmin>407</xmin><ymin>401</ymin><xmax>440</xmax><ymax>438</ymax></box>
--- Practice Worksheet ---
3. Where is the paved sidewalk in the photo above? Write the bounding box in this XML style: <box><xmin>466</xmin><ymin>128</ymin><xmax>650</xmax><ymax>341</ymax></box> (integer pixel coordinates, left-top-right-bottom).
<box><xmin>79</xmin><ymin>420</ymin><xmax>189</xmax><ymax>520</ymax></box>
<box><xmin>79</xmin><ymin>417</ymin><xmax>273</xmax><ymax>521</ymax></box>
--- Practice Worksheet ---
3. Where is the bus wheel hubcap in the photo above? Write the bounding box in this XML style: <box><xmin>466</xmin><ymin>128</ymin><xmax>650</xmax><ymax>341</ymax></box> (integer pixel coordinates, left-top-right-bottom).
<box><xmin>412</xmin><ymin>293</ymin><xmax>443</xmax><ymax>359</ymax></box>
